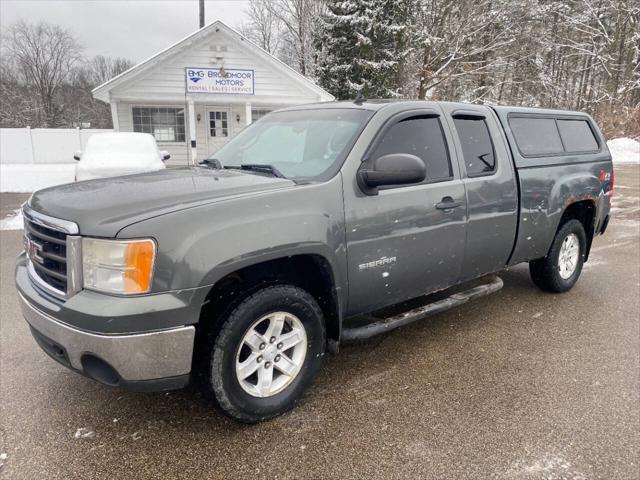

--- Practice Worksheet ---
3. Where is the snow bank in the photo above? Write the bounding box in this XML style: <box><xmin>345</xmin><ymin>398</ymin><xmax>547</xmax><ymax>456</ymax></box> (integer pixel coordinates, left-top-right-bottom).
<box><xmin>0</xmin><ymin>209</ymin><xmax>23</xmax><ymax>231</ymax></box>
<box><xmin>608</xmin><ymin>138</ymin><xmax>639</xmax><ymax>164</ymax></box>
<box><xmin>0</xmin><ymin>164</ymin><xmax>75</xmax><ymax>193</ymax></box>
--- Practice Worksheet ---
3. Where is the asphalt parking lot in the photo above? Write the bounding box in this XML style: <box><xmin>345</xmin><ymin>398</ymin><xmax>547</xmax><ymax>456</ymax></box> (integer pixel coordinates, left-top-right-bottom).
<box><xmin>1</xmin><ymin>166</ymin><xmax>638</xmax><ymax>480</ymax></box>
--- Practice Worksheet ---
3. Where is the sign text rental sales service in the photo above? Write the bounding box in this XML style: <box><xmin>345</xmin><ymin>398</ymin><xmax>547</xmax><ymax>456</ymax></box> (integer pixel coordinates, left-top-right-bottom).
<box><xmin>186</xmin><ymin>67</ymin><xmax>254</xmax><ymax>95</ymax></box>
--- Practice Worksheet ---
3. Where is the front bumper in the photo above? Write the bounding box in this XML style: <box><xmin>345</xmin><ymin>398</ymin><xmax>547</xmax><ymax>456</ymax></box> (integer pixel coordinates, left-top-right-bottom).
<box><xmin>16</xmin><ymin>254</ymin><xmax>202</xmax><ymax>392</ymax></box>
<box><xmin>19</xmin><ymin>292</ymin><xmax>195</xmax><ymax>391</ymax></box>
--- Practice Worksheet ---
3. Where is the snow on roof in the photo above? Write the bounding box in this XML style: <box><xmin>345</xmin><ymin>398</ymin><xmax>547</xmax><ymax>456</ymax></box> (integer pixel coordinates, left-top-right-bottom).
<box><xmin>92</xmin><ymin>20</ymin><xmax>333</xmax><ymax>103</ymax></box>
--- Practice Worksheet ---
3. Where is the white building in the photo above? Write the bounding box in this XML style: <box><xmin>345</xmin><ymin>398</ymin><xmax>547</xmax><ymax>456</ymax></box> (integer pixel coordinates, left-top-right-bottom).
<box><xmin>92</xmin><ymin>20</ymin><xmax>334</xmax><ymax>165</ymax></box>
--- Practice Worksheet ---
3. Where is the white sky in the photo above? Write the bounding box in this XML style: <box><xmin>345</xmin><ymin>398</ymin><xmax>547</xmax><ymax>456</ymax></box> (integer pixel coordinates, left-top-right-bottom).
<box><xmin>0</xmin><ymin>0</ymin><xmax>250</xmax><ymax>62</ymax></box>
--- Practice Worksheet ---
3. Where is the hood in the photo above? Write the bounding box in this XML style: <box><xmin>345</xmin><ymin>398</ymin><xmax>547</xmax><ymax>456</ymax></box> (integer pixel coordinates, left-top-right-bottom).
<box><xmin>29</xmin><ymin>167</ymin><xmax>295</xmax><ymax>237</ymax></box>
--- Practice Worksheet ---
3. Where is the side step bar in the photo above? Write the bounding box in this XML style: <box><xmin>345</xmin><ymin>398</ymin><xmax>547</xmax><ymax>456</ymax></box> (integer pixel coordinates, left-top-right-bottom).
<box><xmin>341</xmin><ymin>275</ymin><xmax>504</xmax><ymax>341</ymax></box>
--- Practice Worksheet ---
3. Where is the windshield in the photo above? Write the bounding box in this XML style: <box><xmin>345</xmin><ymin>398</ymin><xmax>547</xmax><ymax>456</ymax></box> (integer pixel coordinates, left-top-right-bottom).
<box><xmin>211</xmin><ymin>108</ymin><xmax>372</xmax><ymax>181</ymax></box>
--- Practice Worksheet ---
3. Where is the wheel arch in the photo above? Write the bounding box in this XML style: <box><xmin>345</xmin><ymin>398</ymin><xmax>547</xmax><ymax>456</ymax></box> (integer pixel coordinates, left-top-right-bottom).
<box><xmin>554</xmin><ymin>199</ymin><xmax>597</xmax><ymax>261</ymax></box>
<box><xmin>197</xmin><ymin>252</ymin><xmax>343</xmax><ymax>354</ymax></box>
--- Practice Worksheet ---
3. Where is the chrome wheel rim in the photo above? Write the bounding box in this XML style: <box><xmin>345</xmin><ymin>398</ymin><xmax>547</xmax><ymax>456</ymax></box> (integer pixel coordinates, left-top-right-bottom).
<box><xmin>235</xmin><ymin>311</ymin><xmax>307</xmax><ymax>398</ymax></box>
<box><xmin>558</xmin><ymin>233</ymin><xmax>580</xmax><ymax>279</ymax></box>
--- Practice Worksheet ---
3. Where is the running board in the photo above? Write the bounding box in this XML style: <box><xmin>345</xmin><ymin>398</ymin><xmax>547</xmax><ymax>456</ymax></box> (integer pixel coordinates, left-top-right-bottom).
<box><xmin>341</xmin><ymin>275</ymin><xmax>504</xmax><ymax>341</ymax></box>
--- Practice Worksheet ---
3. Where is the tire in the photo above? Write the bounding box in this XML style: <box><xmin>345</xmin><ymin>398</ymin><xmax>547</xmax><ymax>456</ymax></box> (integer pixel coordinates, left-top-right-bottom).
<box><xmin>529</xmin><ymin>219</ymin><xmax>587</xmax><ymax>293</ymax></box>
<box><xmin>204</xmin><ymin>285</ymin><xmax>325</xmax><ymax>423</ymax></box>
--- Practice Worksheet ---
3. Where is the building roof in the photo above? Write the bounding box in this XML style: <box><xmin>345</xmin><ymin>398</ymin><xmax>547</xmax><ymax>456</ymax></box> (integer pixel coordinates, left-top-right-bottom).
<box><xmin>92</xmin><ymin>20</ymin><xmax>334</xmax><ymax>103</ymax></box>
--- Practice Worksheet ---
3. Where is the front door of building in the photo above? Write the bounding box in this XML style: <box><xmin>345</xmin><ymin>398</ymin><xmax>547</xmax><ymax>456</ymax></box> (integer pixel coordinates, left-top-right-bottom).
<box><xmin>207</xmin><ymin>108</ymin><xmax>231</xmax><ymax>156</ymax></box>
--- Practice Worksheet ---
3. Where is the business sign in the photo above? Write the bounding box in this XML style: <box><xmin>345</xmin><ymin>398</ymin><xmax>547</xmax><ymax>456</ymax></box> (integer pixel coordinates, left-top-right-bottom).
<box><xmin>186</xmin><ymin>67</ymin><xmax>254</xmax><ymax>95</ymax></box>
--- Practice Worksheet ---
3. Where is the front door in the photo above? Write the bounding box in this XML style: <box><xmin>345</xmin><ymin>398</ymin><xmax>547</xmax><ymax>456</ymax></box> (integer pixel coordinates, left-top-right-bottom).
<box><xmin>207</xmin><ymin>108</ymin><xmax>231</xmax><ymax>156</ymax></box>
<box><xmin>344</xmin><ymin>109</ymin><xmax>468</xmax><ymax>316</ymax></box>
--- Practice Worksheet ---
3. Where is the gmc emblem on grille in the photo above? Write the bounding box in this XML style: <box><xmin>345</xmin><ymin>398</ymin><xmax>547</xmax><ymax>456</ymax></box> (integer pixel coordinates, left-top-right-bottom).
<box><xmin>24</xmin><ymin>236</ymin><xmax>44</xmax><ymax>264</ymax></box>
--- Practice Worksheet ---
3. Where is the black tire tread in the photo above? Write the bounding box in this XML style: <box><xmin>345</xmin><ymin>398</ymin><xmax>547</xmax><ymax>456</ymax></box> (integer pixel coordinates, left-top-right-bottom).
<box><xmin>206</xmin><ymin>284</ymin><xmax>325</xmax><ymax>423</ymax></box>
<box><xmin>529</xmin><ymin>219</ymin><xmax>586</xmax><ymax>293</ymax></box>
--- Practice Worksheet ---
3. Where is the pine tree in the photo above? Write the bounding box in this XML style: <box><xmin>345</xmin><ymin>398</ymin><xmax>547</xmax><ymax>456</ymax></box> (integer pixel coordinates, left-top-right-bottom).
<box><xmin>316</xmin><ymin>0</ymin><xmax>415</xmax><ymax>100</ymax></box>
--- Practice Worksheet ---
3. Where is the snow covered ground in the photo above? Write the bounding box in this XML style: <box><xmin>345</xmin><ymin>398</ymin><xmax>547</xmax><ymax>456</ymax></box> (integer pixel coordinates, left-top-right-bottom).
<box><xmin>0</xmin><ymin>208</ymin><xmax>23</xmax><ymax>231</ymax></box>
<box><xmin>607</xmin><ymin>137</ymin><xmax>640</xmax><ymax>164</ymax></box>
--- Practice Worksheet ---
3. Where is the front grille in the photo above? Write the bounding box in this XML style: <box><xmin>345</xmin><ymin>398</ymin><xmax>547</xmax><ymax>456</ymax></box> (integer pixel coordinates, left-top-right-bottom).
<box><xmin>24</xmin><ymin>216</ymin><xmax>69</xmax><ymax>293</ymax></box>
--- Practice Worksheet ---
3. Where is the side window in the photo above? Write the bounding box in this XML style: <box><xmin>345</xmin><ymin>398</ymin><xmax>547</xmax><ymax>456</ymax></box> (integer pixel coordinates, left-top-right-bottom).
<box><xmin>453</xmin><ymin>117</ymin><xmax>496</xmax><ymax>176</ymax></box>
<box><xmin>557</xmin><ymin>119</ymin><xmax>599</xmax><ymax>152</ymax></box>
<box><xmin>370</xmin><ymin>116</ymin><xmax>452</xmax><ymax>182</ymax></box>
<box><xmin>509</xmin><ymin>117</ymin><xmax>564</xmax><ymax>156</ymax></box>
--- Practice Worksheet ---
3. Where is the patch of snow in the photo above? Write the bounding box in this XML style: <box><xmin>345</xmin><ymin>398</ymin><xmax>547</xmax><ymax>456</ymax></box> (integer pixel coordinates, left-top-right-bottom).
<box><xmin>0</xmin><ymin>209</ymin><xmax>23</xmax><ymax>231</ymax></box>
<box><xmin>74</xmin><ymin>427</ymin><xmax>95</xmax><ymax>439</ymax></box>
<box><xmin>608</xmin><ymin>137</ymin><xmax>639</xmax><ymax>164</ymax></box>
<box><xmin>0</xmin><ymin>164</ymin><xmax>75</xmax><ymax>193</ymax></box>
<box><xmin>506</xmin><ymin>454</ymin><xmax>586</xmax><ymax>480</ymax></box>
<box><xmin>0</xmin><ymin>452</ymin><xmax>7</xmax><ymax>468</ymax></box>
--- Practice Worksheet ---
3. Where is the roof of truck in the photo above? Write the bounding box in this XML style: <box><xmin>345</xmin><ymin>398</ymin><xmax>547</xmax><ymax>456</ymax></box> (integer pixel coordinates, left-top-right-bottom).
<box><xmin>280</xmin><ymin>100</ymin><xmax>590</xmax><ymax>118</ymax></box>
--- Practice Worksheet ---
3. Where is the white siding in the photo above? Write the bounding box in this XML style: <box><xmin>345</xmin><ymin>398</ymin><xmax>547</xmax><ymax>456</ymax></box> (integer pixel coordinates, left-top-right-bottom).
<box><xmin>109</xmin><ymin>29</ymin><xmax>318</xmax><ymax>103</ymax></box>
<box><xmin>116</xmin><ymin>102</ymin><xmax>132</xmax><ymax>131</ymax></box>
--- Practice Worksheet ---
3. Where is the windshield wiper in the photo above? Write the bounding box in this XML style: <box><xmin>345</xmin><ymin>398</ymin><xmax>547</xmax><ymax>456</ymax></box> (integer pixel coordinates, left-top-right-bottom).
<box><xmin>198</xmin><ymin>158</ymin><xmax>222</xmax><ymax>169</ymax></box>
<box><xmin>226</xmin><ymin>164</ymin><xmax>285</xmax><ymax>178</ymax></box>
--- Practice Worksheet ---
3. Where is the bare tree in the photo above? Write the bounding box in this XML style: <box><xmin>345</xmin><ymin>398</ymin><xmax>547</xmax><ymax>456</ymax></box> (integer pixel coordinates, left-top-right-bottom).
<box><xmin>86</xmin><ymin>55</ymin><xmax>135</xmax><ymax>86</ymax></box>
<box><xmin>2</xmin><ymin>21</ymin><xmax>82</xmax><ymax>127</ymax></box>
<box><xmin>265</xmin><ymin>0</ymin><xmax>327</xmax><ymax>76</ymax></box>
<box><xmin>239</xmin><ymin>0</ymin><xmax>284</xmax><ymax>54</ymax></box>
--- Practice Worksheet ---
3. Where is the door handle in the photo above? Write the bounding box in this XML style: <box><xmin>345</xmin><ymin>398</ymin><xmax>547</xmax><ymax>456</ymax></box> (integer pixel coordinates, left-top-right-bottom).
<box><xmin>435</xmin><ymin>197</ymin><xmax>462</xmax><ymax>210</ymax></box>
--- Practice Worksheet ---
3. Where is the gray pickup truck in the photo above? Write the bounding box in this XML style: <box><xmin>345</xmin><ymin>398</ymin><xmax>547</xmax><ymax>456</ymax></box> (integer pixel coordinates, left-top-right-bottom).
<box><xmin>16</xmin><ymin>100</ymin><xmax>613</xmax><ymax>422</ymax></box>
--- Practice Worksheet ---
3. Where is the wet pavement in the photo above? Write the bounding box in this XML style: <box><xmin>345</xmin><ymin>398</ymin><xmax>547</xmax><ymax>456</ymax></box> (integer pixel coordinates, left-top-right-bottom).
<box><xmin>1</xmin><ymin>166</ymin><xmax>638</xmax><ymax>479</ymax></box>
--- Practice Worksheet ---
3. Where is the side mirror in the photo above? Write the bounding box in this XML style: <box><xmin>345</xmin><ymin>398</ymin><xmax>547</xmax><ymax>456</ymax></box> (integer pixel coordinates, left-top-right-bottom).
<box><xmin>358</xmin><ymin>153</ymin><xmax>426</xmax><ymax>194</ymax></box>
<box><xmin>159</xmin><ymin>150</ymin><xmax>171</xmax><ymax>161</ymax></box>
<box><xmin>73</xmin><ymin>150</ymin><xmax>82</xmax><ymax>161</ymax></box>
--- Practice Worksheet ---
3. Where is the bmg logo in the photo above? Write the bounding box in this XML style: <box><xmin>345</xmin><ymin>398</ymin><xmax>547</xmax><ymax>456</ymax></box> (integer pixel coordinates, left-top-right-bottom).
<box><xmin>188</xmin><ymin>70</ymin><xmax>204</xmax><ymax>83</ymax></box>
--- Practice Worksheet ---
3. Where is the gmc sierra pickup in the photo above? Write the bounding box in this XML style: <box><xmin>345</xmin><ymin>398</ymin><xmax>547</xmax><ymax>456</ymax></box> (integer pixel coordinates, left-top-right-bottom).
<box><xmin>16</xmin><ymin>100</ymin><xmax>613</xmax><ymax>422</ymax></box>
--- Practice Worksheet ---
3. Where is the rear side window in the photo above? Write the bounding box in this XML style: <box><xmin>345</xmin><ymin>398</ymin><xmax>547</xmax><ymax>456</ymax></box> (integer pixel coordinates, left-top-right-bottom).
<box><xmin>557</xmin><ymin>119</ymin><xmax>599</xmax><ymax>152</ymax></box>
<box><xmin>453</xmin><ymin>118</ymin><xmax>496</xmax><ymax>176</ymax></box>
<box><xmin>371</xmin><ymin>116</ymin><xmax>452</xmax><ymax>181</ymax></box>
<box><xmin>509</xmin><ymin>117</ymin><xmax>564</xmax><ymax>156</ymax></box>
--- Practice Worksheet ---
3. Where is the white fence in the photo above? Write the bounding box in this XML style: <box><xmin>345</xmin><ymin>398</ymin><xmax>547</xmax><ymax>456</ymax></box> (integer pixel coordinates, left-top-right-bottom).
<box><xmin>0</xmin><ymin>128</ymin><xmax>113</xmax><ymax>164</ymax></box>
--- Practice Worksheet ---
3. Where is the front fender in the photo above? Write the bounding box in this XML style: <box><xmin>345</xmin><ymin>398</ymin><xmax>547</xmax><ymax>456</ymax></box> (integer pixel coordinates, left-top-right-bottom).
<box><xmin>117</xmin><ymin>175</ymin><xmax>347</xmax><ymax>299</ymax></box>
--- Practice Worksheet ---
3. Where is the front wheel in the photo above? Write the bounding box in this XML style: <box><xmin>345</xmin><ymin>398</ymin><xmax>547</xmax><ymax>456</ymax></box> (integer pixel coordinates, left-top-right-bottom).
<box><xmin>529</xmin><ymin>219</ymin><xmax>586</xmax><ymax>293</ymax></box>
<box><xmin>205</xmin><ymin>285</ymin><xmax>325</xmax><ymax>423</ymax></box>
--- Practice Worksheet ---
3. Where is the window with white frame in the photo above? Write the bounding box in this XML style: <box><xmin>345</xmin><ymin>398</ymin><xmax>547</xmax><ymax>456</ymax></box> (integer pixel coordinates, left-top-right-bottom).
<box><xmin>132</xmin><ymin>107</ymin><xmax>185</xmax><ymax>142</ymax></box>
<box><xmin>209</xmin><ymin>111</ymin><xmax>229</xmax><ymax>137</ymax></box>
<box><xmin>251</xmin><ymin>108</ymin><xmax>272</xmax><ymax>123</ymax></box>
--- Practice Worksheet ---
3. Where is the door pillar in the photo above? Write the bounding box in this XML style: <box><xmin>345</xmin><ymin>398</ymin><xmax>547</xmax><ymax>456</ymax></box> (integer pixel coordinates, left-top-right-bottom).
<box><xmin>187</xmin><ymin>98</ymin><xmax>197</xmax><ymax>164</ymax></box>
<box><xmin>109</xmin><ymin>102</ymin><xmax>119</xmax><ymax>131</ymax></box>
<box><xmin>245</xmin><ymin>102</ymin><xmax>252</xmax><ymax>126</ymax></box>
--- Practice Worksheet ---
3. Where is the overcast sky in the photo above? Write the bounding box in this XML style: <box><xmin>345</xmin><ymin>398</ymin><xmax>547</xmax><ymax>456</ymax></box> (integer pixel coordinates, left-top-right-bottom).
<box><xmin>0</xmin><ymin>0</ymin><xmax>250</xmax><ymax>62</ymax></box>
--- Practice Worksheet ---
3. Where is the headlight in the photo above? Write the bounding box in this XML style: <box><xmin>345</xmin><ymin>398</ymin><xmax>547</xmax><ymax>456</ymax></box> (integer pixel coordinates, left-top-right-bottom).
<box><xmin>82</xmin><ymin>238</ymin><xmax>156</xmax><ymax>294</ymax></box>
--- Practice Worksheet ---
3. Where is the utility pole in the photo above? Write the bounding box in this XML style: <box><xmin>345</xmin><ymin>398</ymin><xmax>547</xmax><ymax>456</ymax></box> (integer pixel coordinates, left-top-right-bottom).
<box><xmin>199</xmin><ymin>0</ymin><xmax>205</xmax><ymax>28</ymax></box>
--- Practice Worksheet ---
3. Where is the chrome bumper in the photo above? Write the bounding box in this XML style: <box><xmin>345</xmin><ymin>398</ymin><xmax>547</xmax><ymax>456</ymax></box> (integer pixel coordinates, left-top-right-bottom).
<box><xmin>19</xmin><ymin>292</ymin><xmax>195</xmax><ymax>382</ymax></box>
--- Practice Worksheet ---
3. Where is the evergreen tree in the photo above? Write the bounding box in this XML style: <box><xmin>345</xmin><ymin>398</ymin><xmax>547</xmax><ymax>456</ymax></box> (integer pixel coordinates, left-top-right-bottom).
<box><xmin>316</xmin><ymin>0</ymin><xmax>415</xmax><ymax>100</ymax></box>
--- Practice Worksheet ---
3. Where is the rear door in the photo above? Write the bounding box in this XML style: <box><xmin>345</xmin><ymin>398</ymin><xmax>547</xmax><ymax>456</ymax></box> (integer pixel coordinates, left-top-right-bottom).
<box><xmin>440</xmin><ymin>104</ymin><xmax>518</xmax><ymax>281</ymax></box>
<box><xmin>344</xmin><ymin>108</ymin><xmax>467</xmax><ymax>316</ymax></box>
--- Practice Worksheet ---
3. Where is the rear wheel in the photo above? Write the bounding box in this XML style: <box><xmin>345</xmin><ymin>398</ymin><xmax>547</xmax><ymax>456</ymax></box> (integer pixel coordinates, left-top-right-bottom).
<box><xmin>204</xmin><ymin>285</ymin><xmax>325</xmax><ymax>423</ymax></box>
<box><xmin>529</xmin><ymin>219</ymin><xmax>586</xmax><ymax>293</ymax></box>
